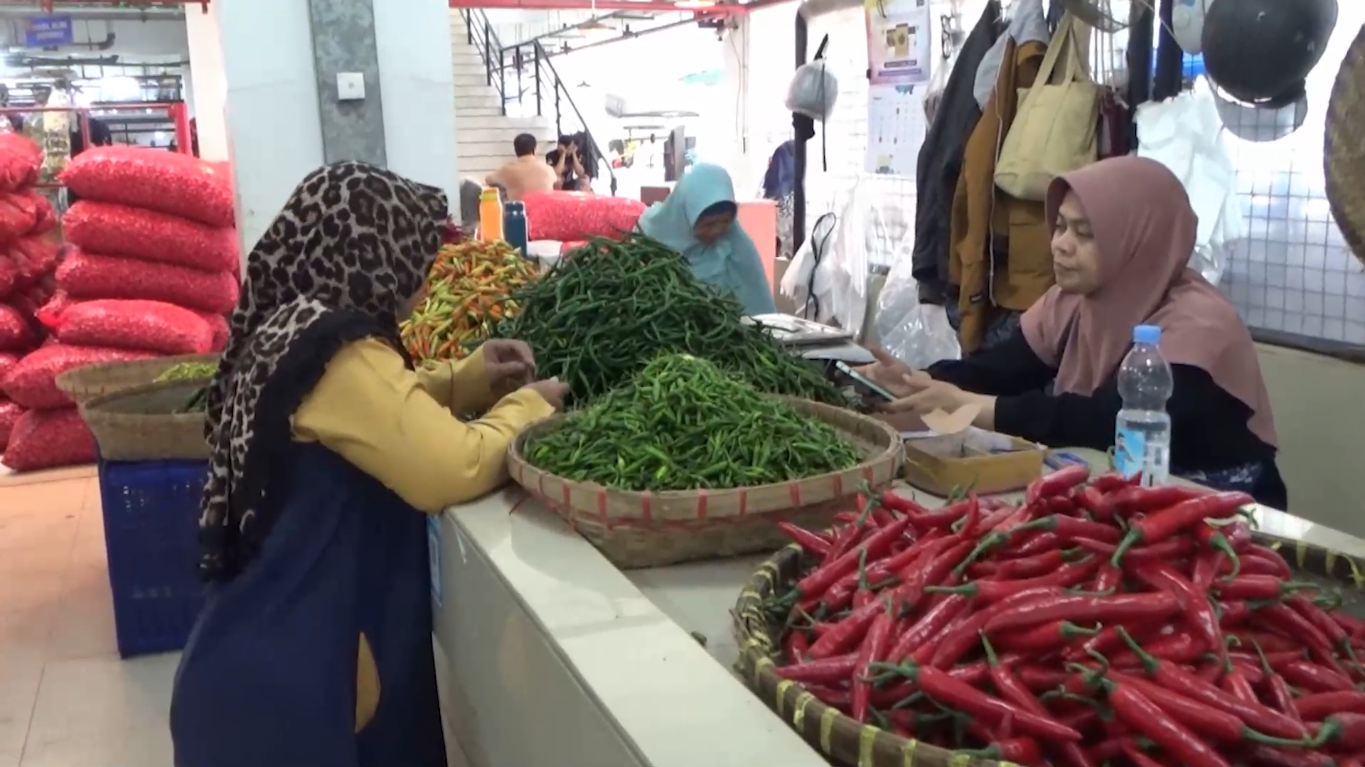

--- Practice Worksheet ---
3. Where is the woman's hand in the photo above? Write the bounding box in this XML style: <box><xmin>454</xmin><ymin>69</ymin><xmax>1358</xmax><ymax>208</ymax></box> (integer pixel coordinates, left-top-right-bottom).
<box><xmin>482</xmin><ymin>340</ymin><xmax>536</xmax><ymax>393</ymax></box>
<box><xmin>856</xmin><ymin>348</ymin><xmax>930</xmax><ymax>398</ymax></box>
<box><xmin>524</xmin><ymin>378</ymin><xmax>570</xmax><ymax>411</ymax></box>
<box><xmin>881</xmin><ymin>376</ymin><xmax>997</xmax><ymax>430</ymax></box>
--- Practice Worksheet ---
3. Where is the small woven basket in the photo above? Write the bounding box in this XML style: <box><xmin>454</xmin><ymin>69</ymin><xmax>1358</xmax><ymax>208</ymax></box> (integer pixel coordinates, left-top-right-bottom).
<box><xmin>507</xmin><ymin>398</ymin><xmax>904</xmax><ymax>569</ymax></box>
<box><xmin>79</xmin><ymin>379</ymin><xmax>210</xmax><ymax>462</ymax></box>
<box><xmin>56</xmin><ymin>353</ymin><xmax>219</xmax><ymax>406</ymax></box>
<box><xmin>732</xmin><ymin>531</ymin><xmax>1365</xmax><ymax>767</ymax></box>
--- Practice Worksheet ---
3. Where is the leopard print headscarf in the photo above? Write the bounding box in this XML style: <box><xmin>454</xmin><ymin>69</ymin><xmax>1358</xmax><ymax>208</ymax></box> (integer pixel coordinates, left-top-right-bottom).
<box><xmin>199</xmin><ymin>162</ymin><xmax>448</xmax><ymax>581</ymax></box>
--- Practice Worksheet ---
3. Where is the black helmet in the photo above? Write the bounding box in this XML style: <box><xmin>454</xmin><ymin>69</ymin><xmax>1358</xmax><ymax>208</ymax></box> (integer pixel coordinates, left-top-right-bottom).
<box><xmin>1201</xmin><ymin>0</ymin><xmax>1339</xmax><ymax>105</ymax></box>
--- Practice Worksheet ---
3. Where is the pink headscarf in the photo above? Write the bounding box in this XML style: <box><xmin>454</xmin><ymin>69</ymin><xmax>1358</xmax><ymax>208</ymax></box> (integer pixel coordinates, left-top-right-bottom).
<box><xmin>1020</xmin><ymin>156</ymin><xmax>1277</xmax><ymax>446</ymax></box>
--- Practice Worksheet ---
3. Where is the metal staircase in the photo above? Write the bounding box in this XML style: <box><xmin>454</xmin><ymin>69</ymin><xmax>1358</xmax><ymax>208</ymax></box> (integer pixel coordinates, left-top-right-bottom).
<box><xmin>453</xmin><ymin>8</ymin><xmax>617</xmax><ymax>195</ymax></box>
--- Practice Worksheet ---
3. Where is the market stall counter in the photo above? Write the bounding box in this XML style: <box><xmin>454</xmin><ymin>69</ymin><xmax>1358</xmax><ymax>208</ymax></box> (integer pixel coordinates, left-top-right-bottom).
<box><xmin>431</xmin><ymin>451</ymin><xmax>1348</xmax><ymax>767</ymax></box>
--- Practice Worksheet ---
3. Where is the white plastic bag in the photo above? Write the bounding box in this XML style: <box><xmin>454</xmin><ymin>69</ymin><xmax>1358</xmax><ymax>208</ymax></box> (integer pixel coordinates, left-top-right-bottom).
<box><xmin>875</xmin><ymin>253</ymin><xmax>961</xmax><ymax>370</ymax></box>
<box><xmin>781</xmin><ymin>175</ymin><xmax>915</xmax><ymax>336</ymax></box>
<box><xmin>1135</xmin><ymin>83</ymin><xmax>1242</xmax><ymax>285</ymax></box>
<box><xmin>786</xmin><ymin>61</ymin><xmax>840</xmax><ymax>121</ymax></box>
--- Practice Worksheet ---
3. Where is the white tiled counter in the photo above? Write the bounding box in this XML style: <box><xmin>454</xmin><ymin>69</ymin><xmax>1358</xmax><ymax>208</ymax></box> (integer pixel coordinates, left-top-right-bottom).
<box><xmin>432</xmin><ymin>450</ymin><xmax>1364</xmax><ymax>767</ymax></box>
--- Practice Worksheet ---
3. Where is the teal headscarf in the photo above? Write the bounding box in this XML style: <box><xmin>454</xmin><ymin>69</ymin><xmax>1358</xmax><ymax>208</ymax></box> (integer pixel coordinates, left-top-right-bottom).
<box><xmin>636</xmin><ymin>163</ymin><xmax>778</xmax><ymax>316</ymax></box>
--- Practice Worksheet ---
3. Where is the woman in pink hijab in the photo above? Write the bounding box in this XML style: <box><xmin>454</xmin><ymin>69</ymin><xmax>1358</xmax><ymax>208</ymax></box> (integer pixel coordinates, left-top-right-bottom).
<box><xmin>863</xmin><ymin>157</ymin><xmax>1284</xmax><ymax>507</ymax></box>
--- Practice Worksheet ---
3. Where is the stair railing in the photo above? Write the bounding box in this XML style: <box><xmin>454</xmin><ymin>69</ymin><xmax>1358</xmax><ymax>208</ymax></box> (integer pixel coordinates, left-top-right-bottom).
<box><xmin>459</xmin><ymin>9</ymin><xmax>617</xmax><ymax>196</ymax></box>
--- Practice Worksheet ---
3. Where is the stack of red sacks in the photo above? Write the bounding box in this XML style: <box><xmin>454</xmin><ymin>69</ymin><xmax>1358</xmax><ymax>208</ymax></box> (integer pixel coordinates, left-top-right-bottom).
<box><xmin>0</xmin><ymin>147</ymin><xmax>239</xmax><ymax>472</ymax></box>
<box><xmin>0</xmin><ymin>133</ymin><xmax>63</xmax><ymax>467</ymax></box>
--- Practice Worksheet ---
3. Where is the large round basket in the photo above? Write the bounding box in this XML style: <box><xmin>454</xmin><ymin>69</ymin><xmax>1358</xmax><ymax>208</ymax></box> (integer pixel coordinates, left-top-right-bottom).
<box><xmin>507</xmin><ymin>398</ymin><xmax>904</xmax><ymax>569</ymax></box>
<box><xmin>732</xmin><ymin>530</ymin><xmax>1365</xmax><ymax>767</ymax></box>
<box><xmin>56</xmin><ymin>353</ymin><xmax>219</xmax><ymax>406</ymax></box>
<box><xmin>1326</xmin><ymin>21</ymin><xmax>1365</xmax><ymax>267</ymax></box>
<box><xmin>79</xmin><ymin>379</ymin><xmax>210</xmax><ymax>462</ymax></box>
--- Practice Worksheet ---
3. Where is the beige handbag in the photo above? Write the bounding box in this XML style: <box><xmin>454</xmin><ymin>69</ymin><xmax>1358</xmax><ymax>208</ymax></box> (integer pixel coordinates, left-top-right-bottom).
<box><xmin>994</xmin><ymin>13</ymin><xmax>1102</xmax><ymax>201</ymax></box>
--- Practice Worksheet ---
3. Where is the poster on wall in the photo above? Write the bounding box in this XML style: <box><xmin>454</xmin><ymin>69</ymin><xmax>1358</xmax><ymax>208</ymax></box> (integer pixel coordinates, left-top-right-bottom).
<box><xmin>865</xmin><ymin>0</ymin><xmax>933</xmax><ymax>86</ymax></box>
<box><xmin>865</xmin><ymin>84</ymin><xmax>926</xmax><ymax>176</ymax></box>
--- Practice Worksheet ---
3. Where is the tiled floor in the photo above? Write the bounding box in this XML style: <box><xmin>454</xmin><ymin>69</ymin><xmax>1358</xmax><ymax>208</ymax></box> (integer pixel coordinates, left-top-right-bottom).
<box><xmin>0</xmin><ymin>468</ymin><xmax>176</xmax><ymax>767</ymax></box>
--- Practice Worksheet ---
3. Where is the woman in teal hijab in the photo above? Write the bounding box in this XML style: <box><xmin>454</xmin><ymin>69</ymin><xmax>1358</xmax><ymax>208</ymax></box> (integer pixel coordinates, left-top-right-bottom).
<box><xmin>637</xmin><ymin>163</ymin><xmax>778</xmax><ymax>316</ymax></box>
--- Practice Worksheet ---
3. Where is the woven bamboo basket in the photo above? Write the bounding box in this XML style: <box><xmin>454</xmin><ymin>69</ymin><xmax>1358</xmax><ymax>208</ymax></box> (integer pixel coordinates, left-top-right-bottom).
<box><xmin>507</xmin><ymin>398</ymin><xmax>904</xmax><ymax>569</ymax></box>
<box><xmin>56</xmin><ymin>353</ymin><xmax>219</xmax><ymax>406</ymax></box>
<box><xmin>79</xmin><ymin>379</ymin><xmax>210</xmax><ymax>462</ymax></box>
<box><xmin>1327</xmin><ymin>21</ymin><xmax>1365</xmax><ymax>267</ymax></box>
<box><xmin>732</xmin><ymin>530</ymin><xmax>1365</xmax><ymax>767</ymax></box>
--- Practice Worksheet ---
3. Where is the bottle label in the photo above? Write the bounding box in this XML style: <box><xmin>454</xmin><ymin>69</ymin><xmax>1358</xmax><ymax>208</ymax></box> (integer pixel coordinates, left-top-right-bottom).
<box><xmin>1114</xmin><ymin>426</ymin><xmax>1147</xmax><ymax>482</ymax></box>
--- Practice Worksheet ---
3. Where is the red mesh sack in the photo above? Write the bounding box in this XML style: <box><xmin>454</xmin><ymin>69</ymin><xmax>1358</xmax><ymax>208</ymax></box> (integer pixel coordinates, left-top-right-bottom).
<box><xmin>0</xmin><ymin>304</ymin><xmax>33</xmax><ymax>352</ymax></box>
<box><xmin>7</xmin><ymin>237</ymin><xmax>60</xmax><ymax>289</ymax></box>
<box><xmin>0</xmin><ymin>193</ymin><xmax>37</xmax><ymax>243</ymax></box>
<box><xmin>63</xmin><ymin>201</ymin><xmax>238</xmax><ymax>273</ymax></box>
<box><xmin>0</xmin><ymin>133</ymin><xmax>41</xmax><ymax>193</ymax></box>
<box><xmin>0</xmin><ymin>254</ymin><xmax>15</xmax><ymax>300</ymax></box>
<box><xmin>58</xmin><ymin>146</ymin><xmax>235</xmax><ymax>228</ymax></box>
<box><xmin>0</xmin><ymin>398</ymin><xmax>21</xmax><ymax>450</ymax></box>
<box><xmin>56</xmin><ymin>249</ymin><xmax>240</xmax><ymax>314</ymax></box>
<box><xmin>197</xmin><ymin>310</ymin><xmax>230</xmax><ymax>351</ymax></box>
<box><xmin>1</xmin><ymin>344</ymin><xmax>157</xmax><ymax>409</ymax></box>
<box><xmin>0</xmin><ymin>352</ymin><xmax>18</xmax><ymax>380</ymax></box>
<box><xmin>521</xmin><ymin>192</ymin><xmax>645</xmax><ymax>242</ymax></box>
<box><xmin>21</xmin><ymin>192</ymin><xmax>56</xmax><ymax>236</ymax></box>
<box><xmin>2</xmin><ymin>407</ymin><xmax>95</xmax><ymax>472</ymax></box>
<box><xmin>48</xmin><ymin>299</ymin><xmax>214</xmax><ymax>355</ymax></box>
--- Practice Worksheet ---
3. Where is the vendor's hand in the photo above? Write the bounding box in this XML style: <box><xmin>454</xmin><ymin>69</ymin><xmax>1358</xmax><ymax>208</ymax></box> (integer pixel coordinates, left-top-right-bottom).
<box><xmin>880</xmin><ymin>376</ymin><xmax>982</xmax><ymax>415</ymax></box>
<box><xmin>856</xmin><ymin>348</ymin><xmax>930</xmax><ymax>398</ymax></box>
<box><xmin>483</xmin><ymin>340</ymin><xmax>536</xmax><ymax>393</ymax></box>
<box><xmin>524</xmin><ymin>378</ymin><xmax>570</xmax><ymax>411</ymax></box>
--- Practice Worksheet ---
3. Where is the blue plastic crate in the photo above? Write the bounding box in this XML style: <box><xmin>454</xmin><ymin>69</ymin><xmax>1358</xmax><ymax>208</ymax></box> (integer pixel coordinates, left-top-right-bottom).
<box><xmin>98</xmin><ymin>457</ymin><xmax>209</xmax><ymax>658</ymax></box>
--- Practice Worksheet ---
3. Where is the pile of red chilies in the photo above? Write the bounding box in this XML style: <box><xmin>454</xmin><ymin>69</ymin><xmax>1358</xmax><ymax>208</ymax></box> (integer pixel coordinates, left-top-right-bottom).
<box><xmin>770</xmin><ymin>464</ymin><xmax>1365</xmax><ymax>767</ymax></box>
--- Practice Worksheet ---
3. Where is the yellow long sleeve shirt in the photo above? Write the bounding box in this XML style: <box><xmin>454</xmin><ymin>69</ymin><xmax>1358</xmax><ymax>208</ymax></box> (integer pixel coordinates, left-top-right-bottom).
<box><xmin>288</xmin><ymin>337</ymin><xmax>554</xmax><ymax>731</ymax></box>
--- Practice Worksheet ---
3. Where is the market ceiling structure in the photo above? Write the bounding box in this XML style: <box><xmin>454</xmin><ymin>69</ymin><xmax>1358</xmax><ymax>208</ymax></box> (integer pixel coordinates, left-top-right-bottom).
<box><xmin>0</xmin><ymin>0</ymin><xmax>205</xmax><ymax>13</ymax></box>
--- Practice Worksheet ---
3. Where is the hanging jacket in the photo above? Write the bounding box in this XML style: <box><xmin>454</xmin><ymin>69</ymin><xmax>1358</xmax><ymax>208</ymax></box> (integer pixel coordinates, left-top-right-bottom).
<box><xmin>948</xmin><ymin>36</ymin><xmax>1050</xmax><ymax>354</ymax></box>
<box><xmin>911</xmin><ymin>1</ymin><xmax>1002</xmax><ymax>306</ymax></box>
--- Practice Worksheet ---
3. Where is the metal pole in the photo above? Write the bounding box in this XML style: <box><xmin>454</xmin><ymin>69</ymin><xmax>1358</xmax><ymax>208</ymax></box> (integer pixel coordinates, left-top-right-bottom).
<box><xmin>534</xmin><ymin>45</ymin><xmax>542</xmax><ymax>116</ymax></box>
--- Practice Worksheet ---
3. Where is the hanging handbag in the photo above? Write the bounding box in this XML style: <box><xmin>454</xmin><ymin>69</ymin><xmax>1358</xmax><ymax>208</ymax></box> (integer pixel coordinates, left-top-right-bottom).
<box><xmin>993</xmin><ymin>13</ymin><xmax>1102</xmax><ymax>201</ymax></box>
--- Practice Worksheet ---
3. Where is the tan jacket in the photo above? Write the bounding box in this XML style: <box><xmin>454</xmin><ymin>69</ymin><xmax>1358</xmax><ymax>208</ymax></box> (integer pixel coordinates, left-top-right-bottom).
<box><xmin>948</xmin><ymin>38</ymin><xmax>1053</xmax><ymax>354</ymax></box>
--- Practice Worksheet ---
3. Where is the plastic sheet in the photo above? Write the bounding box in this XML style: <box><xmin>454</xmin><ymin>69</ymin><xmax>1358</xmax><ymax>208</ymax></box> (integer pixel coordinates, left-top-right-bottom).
<box><xmin>874</xmin><ymin>254</ymin><xmax>961</xmax><ymax>370</ymax></box>
<box><xmin>786</xmin><ymin>61</ymin><xmax>839</xmax><ymax>121</ymax></box>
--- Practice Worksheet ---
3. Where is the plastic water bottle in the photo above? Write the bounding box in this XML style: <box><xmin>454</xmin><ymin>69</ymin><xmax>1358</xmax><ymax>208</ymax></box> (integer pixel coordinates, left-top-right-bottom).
<box><xmin>1115</xmin><ymin>324</ymin><xmax>1173</xmax><ymax>485</ymax></box>
<box><xmin>503</xmin><ymin>201</ymin><xmax>528</xmax><ymax>258</ymax></box>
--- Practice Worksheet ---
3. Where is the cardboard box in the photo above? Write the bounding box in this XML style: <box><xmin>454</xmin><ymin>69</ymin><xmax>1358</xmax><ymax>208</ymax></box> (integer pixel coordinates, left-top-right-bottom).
<box><xmin>899</xmin><ymin>419</ymin><xmax>1046</xmax><ymax>496</ymax></box>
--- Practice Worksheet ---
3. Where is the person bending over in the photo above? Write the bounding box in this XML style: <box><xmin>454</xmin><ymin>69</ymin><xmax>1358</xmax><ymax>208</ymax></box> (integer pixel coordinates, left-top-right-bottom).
<box><xmin>169</xmin><ymin>162</ymin><xmax>568</xmax><ymax>767</ymax></box>
<box><xmin>861</xmin><ymin>156</ymin><xmax>1285</xmax><ymax>508</ymax></box>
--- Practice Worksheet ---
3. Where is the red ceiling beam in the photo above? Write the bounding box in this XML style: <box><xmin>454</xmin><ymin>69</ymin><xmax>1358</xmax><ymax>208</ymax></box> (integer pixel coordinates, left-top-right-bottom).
<box><xmin>447</xmin><ymin>0</ymin><xmax>749</xmax><ymax>13</ymax></box>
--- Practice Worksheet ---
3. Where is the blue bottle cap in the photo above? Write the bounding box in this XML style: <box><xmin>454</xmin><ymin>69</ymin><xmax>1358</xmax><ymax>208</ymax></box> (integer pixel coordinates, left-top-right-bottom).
<box><xmin>1133</xmin><ymin>324</ymin><xmax>1161</xmax><ymax>344</ymax></box>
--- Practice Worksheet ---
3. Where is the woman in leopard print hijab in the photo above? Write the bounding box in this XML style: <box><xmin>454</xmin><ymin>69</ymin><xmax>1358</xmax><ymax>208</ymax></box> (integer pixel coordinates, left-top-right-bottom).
<box><xmin>198</xmin><ymin>161</ymin><xmax>446</xmax><ymax>581</ymax></box>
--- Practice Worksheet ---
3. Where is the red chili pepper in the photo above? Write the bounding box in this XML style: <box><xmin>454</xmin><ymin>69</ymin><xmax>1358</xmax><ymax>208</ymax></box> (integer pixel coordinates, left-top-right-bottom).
<box><xmin>955</xmin><ymin>496</ymin><xmax>981</xmax><ymax>538</ymax></box>
<box><xmin>1108</xmin><ymin>484</ymin><xmax>1206</xmax><ymax>515</ymax></box>
<box><xmin>928</xmin><ymin>557</ymin><xmax>1100</xmax><ymax>604</ymax></box>
<box><xmin>928</xmin><ymin>587</ymin><xmax>1064</xmax><ymax>668</ymax></box>
<box><xmin>878</xmin><ymin>490</ymin><xmax>926</xmax><ymax>515</ymax></box>
<box><xmin>996</xmin><ymin>620</ymin><xmax>1099</xmax><ymax>655</ymax></box>
<box><xmin>1121</xmin><ymin>743</ymin><xmax>1166</xmax><ymax>767</ymax></box>
<box><xmin>1244</xmin><ymin>544</ymin><xmax>1294</xmax><ymax>579</ymax></box>
<box><xmin>1109</xmin><ymin>629</ymin><xmax>1207</xmax><ymax>667</ymax></box>
<box><xmin>1133</xmin><ymin>562</ymin><xmax>1225</xmax><ymax>662</ymax></box>
<box><xmin>822</xmin><ymin>523</ymin><xmax>860</xmax><ymax>564</ymax></box>
<box><xmin>1296</xmin><ymin>691</ymin><xmax>1365</xmax><ymax>721</ymax></box>
<box><xmin>1099</xmin><ymin>667</ymin><xmax>1308</xmax><ymax>747</ymax></box>
<box><xmin>870</xmin><ymin>508</ymin><xmax>896</xmax><ymax>527</ymax></box>
<box><xmin>1214</xmin><ymin>575</ymin><xmax>1318</xmax><ymax>602</ymax></box>
<box><xmin>1111</xmin><ymin>491</ymin><xmax>1253</xmax><ymax>565</ymax></box>
<box><xmin>805</xmin><ymin>599</ymin><xmax>883</xmax><ymax>660</ymax></box>
<box><xmin>850</xmin><ymin>602</ymin><xmax>896</xmax><ymax>722</ymax></box>
<box><xmin>1113</xmin><ymin>627</ymin><xmax>1307</xmax><ymax>739</ymax></box>
<box><xmin>774</xmin><ymin>652</ymin><xmax>857</xmax><ymax>684</ymax></box>
<box><xmin>1287</xmin><ymin>593</ymin><xmax>1365</xmax><ymax>673</ymax></box>
<box><xmin>1092</xmin><ymin>672</ymin><xmax>1234</xmax><ymax>767</ymax></box>
<box><xmin>1241</xmin><ymin>745</ymin><xmax>1339</xmax><ymax>767</ymax></box>
<box><xmin>1075</xmin><ymin>484</ymin><xmax>1116</xmax><ymax>521</ymax></box>
<box><xmin>885</xmin><ymin>592</ymin><xmax>968</xmax><ymax>663</ymax></box>
<box><xmin>1193</xmin><ymin>548</ymin><xmax>1227</xmax><ymax>591</ymax></box>
<box><xmin>1219</xmin><ymin>600</ymin><xmax>1254</xmax><ymax>628</ymax></box>
<box><xmin>1003</xmin><ymin>530</ymin><xmax>1058</xmax><ymax>558</ymax></box>
<box><xmin>1073</xmin><ymin>535</ymin><xmax>1196</xmax><ymax>568</ymax></box>
<box><xmin>1312</xmin><ymin>712</ymin><xmax>1365</xmax><ymax>751</ymax></box>
<box><xmin>984</xmin><ymin>591</ymin><xmax>1180</xmax><ymax>634</ymax></box>
<box><xmin>1049</xmin><ymin>495</ymin><xmax>1079</xmax><ymax>516</ymax></box>
<box><xmin>790</xmin><ymin>517</ymin><xmax>912</xmax><ymax>599</ymax></box>
<box><xmin>957</xmin><ymin>738</ymin><xmax>1045</xmax><ymax>765</ymax></box>
<box><xmin>1016</xmin><ymin>664</ymin><xmax>1071</xmax><ymax>691</ymax></box>
<box><xmin>1222</xmin><ymin>664</ymin><xmax>1260</xmax><ymax>705</ymax></box>
<box><xmin>902</xmin><ymin>494</ymin><xmax>975</xmax><ymax>532</ymax></box>
<box><xmin>1279</xmin><ymin>659</ymin><xmax>1355</xmax><ymax>693</ymax></box>
<box><xmin>891</xmin><ymin>538</ymin><xmax>974</xmax><ymax>612</ymax></box>
<box><xmin>1025</xmin><ymin>463</ymin><xmax>1090</xmax><ymax>504</ymax></box>
<box><xmin>776</xmin><ymin>521</ymin><xmax>831</xmax><ymax>557</ymax></box>
<box><xmin>1255</xmin><ymin>603</ymin><xmax>1342</xmax><ymax>671</ymax></box>
<box><xmin>1090</xmin><ymin>471</ymin><xmax>1135</xmax><ymax>493</ymax></box>
<box><xmin>802</xmin><ymin>684</ymin><xmax>850</xmax><ymax>709</ymax></box>
<box><xmin>870</xmin><ymin>660</ymin><xmax>1083</xmax><ymax>742</ymax></box>
<box><xmin>1333</xmin><ymin>612</ymin><xmax>1365</xmax><ymax>640</ymax></box>
<box><xmin>1017</xmin><ymin>513</ymin><xmax>1122</xmax><ymax>544</ymax></box>
<box><xmin>784</xmin><ymin>628</ymin><xmax>811</xmax><ymax>663</ymax></box>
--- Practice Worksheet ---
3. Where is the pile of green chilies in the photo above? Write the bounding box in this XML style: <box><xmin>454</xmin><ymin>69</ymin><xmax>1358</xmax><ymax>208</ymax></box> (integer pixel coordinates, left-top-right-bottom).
<box><xmin>523</xmin><ymin>353</ymin><xmax>863</xmax><ymax>492</ymax></box>
<box><xmin>487</xmin><ymin>233</ymin><xmax>846</xmax><ymax>407</ymax></box>
<box><xmin>765</xmin><ymin>467</ymin><xmax>1365</xmax><ymax>767</ymax></box>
